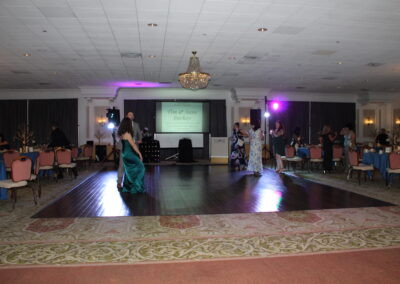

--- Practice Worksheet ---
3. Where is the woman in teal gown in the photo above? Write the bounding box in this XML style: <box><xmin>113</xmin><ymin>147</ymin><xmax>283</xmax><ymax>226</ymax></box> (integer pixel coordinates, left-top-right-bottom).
<box><xmin>117</xmin><ymin>117</ymin><xmax>145</xmax><ymax>193</ymax></box>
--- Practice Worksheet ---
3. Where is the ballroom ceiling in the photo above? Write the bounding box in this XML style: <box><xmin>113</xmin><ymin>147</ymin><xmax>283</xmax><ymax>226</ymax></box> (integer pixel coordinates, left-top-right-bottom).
<box><xmin>0</xmin><ymin>0</ymin><xmax>399</xmax><ymax>92</ymax></box>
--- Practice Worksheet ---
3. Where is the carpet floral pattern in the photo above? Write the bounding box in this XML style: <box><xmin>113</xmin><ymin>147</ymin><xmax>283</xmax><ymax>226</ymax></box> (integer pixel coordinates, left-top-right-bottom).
<box><xmin>0</xmin><ymin>167</ymin><xmax>399</xmax><ymax>266</ymax></box>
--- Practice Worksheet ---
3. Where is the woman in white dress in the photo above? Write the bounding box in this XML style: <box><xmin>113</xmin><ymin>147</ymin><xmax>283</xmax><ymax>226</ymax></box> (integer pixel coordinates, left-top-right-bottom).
<box><xmin>247</xmin><ymin>120</ymin><xmax>264</xmax><ymax>176</ymax></box>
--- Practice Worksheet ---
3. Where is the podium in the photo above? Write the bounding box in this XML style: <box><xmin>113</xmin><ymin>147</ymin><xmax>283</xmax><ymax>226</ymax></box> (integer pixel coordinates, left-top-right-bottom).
<box><xmin>178</xmin><ymin>138</ymin><xmax>193</xmax><ymax>162</ymax></box>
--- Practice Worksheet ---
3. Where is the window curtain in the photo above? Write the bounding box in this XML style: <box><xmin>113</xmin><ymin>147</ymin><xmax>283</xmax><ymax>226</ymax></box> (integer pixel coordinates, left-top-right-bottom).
<box><xmin>0</xmin><ymin>100</ymin><xmax>27</xmax><ymax>148</ymax></box>
<box><xmin>210</xmin><ymin>100</ymin><xmax>227</xmax><ymax>137</ymax></box>
<box><xmin>123</xmin><ymin>100</ymin><xmax>156</xmax><ymax>133</ymax></box>
<box><xmin>28</xmin><ymin>99</ymin><xmax>78</xmax><ymax>146</ymax></box>
<box><xmin>310</xmin><ymin>102</ymin><xmax>356</xmax><ymax>144</ymax></box>
<box><xmin>268</xmin><ymin>101</ymin><xmax>310</xmax><ymax>144</ymax></box>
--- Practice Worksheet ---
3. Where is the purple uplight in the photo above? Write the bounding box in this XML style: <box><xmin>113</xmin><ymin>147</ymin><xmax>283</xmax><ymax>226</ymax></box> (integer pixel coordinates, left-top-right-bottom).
<box><xmin>107</xmin><ymin>81</ymin><xmax>172</xmax><ymax>88</ymax></box>
<box><xmin>272</xmin><ymin>102</ymin><xmax>280</xmax><ymax>111</ymax></box>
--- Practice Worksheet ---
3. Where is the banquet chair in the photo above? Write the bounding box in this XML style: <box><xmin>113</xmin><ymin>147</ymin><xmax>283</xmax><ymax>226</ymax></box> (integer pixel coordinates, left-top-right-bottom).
<box><xmin>35</xmin><ymin>150</ymin><xmax>56</xmax><ymax>196</ymax></box>
<box><xmin>71</xmin><ymin>147</ymin><xmax>79</xmax><ymax>162</ymax></box>
<box><xmin>3</xmin><ymin>150</ymin><xmax>20</xmax><ymax>175</ymax></box>
<box><xmin>308</xmin><ymin>146</ymin><xmax>323</xmax><ymax>171</ymax></box>
<box><xmin>56</xmin><ymin>149</ymin><xmax>77</xmax><ymax>179</ymax></box>
<box><xmin>0</xmin><ymin>157</ymin><xmax>38</xmax><ymax>209</ymax></box>
<box><xmin>347</xmin><ymin>150</ymin><xmax>374</xmax><ymax>185</ymax></box>
<box><xmin>75</xmin><ymin>144</ymin><xmax>93</xmax><ymax>168</ymax></box>
<box><xmin>387</xmin><ymin>152</ymin><xmax>400</xmax><ymax>188</ymax></box>
<box><xmin>284</xmin><ymin>146</ymin><xmax>303</xmax><ymax>171</ymax></box>
<box><xmin>332</xmin><ymin>146</ymin><xmax>344</xmax><ymax>169</ymax></box>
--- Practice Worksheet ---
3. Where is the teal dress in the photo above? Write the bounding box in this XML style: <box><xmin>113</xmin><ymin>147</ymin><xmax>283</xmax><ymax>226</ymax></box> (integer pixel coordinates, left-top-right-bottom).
<box><xmin>121</xmin><ymin>140</ymin><xmax>145</xmax><ymax>193</ymax></box>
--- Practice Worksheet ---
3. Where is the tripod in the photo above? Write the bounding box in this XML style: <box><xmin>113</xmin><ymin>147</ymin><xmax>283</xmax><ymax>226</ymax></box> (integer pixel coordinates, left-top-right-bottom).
<box><xmin>101</xmin><ymin>129</ymin><xmax>119</xmax><ymax>166</ymax></box>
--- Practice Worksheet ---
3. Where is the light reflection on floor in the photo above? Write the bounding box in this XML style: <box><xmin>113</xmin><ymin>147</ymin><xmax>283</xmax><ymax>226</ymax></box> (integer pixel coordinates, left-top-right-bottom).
<box><xmin>98</xmin><ymin>171</ymin><xmax>130</xmax><ymax>217</ymax></box>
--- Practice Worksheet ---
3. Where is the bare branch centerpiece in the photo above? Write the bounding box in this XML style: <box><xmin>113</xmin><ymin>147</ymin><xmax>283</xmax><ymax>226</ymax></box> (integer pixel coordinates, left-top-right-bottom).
<box><xmin>14</xmin><ymin>125</ymin><xmax>35</xmax><ymax>152</ymax></box>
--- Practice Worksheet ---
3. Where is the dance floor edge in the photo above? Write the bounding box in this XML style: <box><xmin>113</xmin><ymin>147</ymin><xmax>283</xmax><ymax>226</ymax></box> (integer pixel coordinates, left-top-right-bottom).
<box><xmin>32</xmin><ymin>165</ymin><xmax>393</xmax><ymax>218</ymax></box>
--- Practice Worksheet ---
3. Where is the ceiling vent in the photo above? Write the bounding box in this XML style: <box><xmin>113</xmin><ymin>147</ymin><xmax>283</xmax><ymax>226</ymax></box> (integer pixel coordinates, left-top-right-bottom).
<box><xmin>38</xmin><ymin>82</ymin><xmax>51</xmax><ymax>86</ymax></box>
<box><xmin>120</xmin><ymin>52</ymin><xmax>142</xmax><ymax>58</ymax></box>
<box><xmin>312</xmin><ymin>50</ymin><xmax>336</xmax><ymax>56</ymax></box>
<box><xmin>273</xmin><ymin>26</ymin><xmax>305</xmax><ymax>35</ymax></box>
<box><xmin>11</xmin><ymin>70</ymin><xmax>31</xmax><ymax>75</ymax></box>
<box><xmin>296</xmin><ymin>86</ymin><xmax>306</xmax><ymax>89</ymax></box>
<box><xmin>366</xmin><ymin>62</ymin><xmax>383</xmax><ymax>67</ymax></box>
<box><xmin>321</xmin><ymin>77</ymin><xmax>336</xmax><ymax>80</ymax></box>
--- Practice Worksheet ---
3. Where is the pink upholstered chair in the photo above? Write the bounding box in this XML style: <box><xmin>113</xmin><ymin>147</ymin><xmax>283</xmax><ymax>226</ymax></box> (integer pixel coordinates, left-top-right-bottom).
<box><xmin>35</xmin><ymin>150</ymin><xmax>56</xmax><ymax>196</ymax></box>
<box><xmin>75</xmin><ymin>145</ymin><xmax>93</xmax><ymax>168</ymax></box>
<box><xmin>387</xmin><ymin>152</ymin><xmax>400</xmax><ymax>188</ymax></box>
<box><xmin>56</xmin><ymin>149</ymin><xmax>77</xmax><ymax>179</ymax></box>
<box><xmin>347</xmin><ymin>150</ymin><xmax>373</xmax><ymax>185</ymax></box>
<box><xmin>0</xmin><ymin>157</ymin><xmax>38</xmax><ymax>209</ymax></box>
<box><xmin>71</xmin><ymin>147</ymin><xmax>79</xmax><ymax>161</ymax></box>
<box><xmin>309</xmin><ymin>146</ymin><xmax>323</xmax><ymax>171</ymax></box>
<box><xmin>284</xmin><ymin>146</ymin><xmax>302</xmax><ymax>171</ymax></box>
<box><xmin>3</xmin><ymin>150</ymin><xmax>20</xmax><ymax>173</ymax></box>
<box><xmin>332</xmin><ymin>146</ymin><xmax>344</xmax><ymax>169</ymax></box>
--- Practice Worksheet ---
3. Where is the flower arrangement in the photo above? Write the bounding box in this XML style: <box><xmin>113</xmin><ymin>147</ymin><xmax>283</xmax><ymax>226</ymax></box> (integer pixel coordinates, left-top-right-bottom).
<box><xmin>14</xmin><ymin>125</ymin><xmax>35</xmax><ymax>148</ymax></box>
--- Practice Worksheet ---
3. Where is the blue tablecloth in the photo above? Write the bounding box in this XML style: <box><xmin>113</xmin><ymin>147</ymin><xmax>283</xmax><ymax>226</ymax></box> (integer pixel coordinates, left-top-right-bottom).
<box><xmin>0</xmin><ymin>160</ymin><xmax>6</xmax><ymax>200</ymax></box>
<box><xmin>0</xmin><ymin>152</ymin><xmax>40</xmax><ymax>200</ymax></box>
<box><xmin>297</xmin><ymin>147</ymin><xmax>310</xmax><ymax>158</ymax></box>
<box><xmin>362</xmin><ymin>152</ymin><xmax>389</xmax><ymax>178</ymax></box>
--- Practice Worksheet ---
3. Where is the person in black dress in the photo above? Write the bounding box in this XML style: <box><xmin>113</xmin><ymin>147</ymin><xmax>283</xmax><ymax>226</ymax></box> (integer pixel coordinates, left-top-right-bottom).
<box><xmin>375</xmin><ymin>128</ymin><xmax>389</xmax><ymax>145</ymax></box>
<box><xmin>230</xmin><ymin>122</ymin><xmax>248</xmax><ymax>171</ymax></box>
<box><xmin>319</xmin><ymin>125</ymin><xmax>336</xmax><ymax>173</ymax></box>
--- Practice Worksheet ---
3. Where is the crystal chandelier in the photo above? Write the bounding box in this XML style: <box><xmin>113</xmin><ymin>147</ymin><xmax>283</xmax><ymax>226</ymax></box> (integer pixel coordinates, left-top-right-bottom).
<box><xmin>178</xmin><ymin>51</ymin><xmax>211</xmax><ymax>90</ymax></box>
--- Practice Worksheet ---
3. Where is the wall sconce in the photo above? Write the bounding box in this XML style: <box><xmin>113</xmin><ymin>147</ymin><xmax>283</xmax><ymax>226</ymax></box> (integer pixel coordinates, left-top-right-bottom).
<box><xmin>97</xmin><ymin>116</ymin><xmax>107</xmax><ymax>126</ymax></box>
<box><xmin>364</xmin><ymin>117</ymin><xmax>374</xmax><ymax>125</ymax></box>
<box><xmin>395</xmin><ymin>118</ymin><xmax>400</xmax><ymax>125</ymax></box>
<box><xmin>240</xmin><ymin>117</ymin><xmax>250</xmax><ymax>124</ymax></box>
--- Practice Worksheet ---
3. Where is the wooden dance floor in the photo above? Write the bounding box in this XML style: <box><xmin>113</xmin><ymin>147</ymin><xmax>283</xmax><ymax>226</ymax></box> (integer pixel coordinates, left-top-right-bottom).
<box><xmin>33</xmin><ymin>165</ymin><xmax>392</xmax><ymax>218</ymax></box>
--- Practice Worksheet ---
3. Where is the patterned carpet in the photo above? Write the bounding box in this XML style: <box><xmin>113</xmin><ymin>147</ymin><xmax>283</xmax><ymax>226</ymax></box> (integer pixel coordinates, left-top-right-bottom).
<box><xmin>0</xmin><ymin>166</ymin><xmax>399</xmax><ymax>267</ymax></box>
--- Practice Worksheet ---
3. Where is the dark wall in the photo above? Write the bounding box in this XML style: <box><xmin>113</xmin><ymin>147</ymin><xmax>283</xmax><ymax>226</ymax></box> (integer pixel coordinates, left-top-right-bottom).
<box><xmin>28</xmin><ymin>99</ymin><xmax>78</xmax><ymax>145</ymax></box>
<box><xmin>268</xmin><ymin>101</ymin><xmax>310</xmax><ymax>144</ymax></box>
<box><xmin>0</xmin><ymin>100</ymin><xmax>27</xmax><ymax>148</ymax></box>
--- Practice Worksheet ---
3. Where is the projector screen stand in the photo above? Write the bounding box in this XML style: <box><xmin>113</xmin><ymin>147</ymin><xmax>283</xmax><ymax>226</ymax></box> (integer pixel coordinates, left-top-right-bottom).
<box><xmin>165</xmin><ymin>152</ymin><xmax>178</xmax><ymax>161</ymax></box>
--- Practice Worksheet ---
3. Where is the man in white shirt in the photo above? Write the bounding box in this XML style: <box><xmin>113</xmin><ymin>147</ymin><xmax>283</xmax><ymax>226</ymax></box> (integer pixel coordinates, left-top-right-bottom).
<box><xmin>117</xmin><ymin>112</ymin><xmax>142</xmax><ymax>189</ymax></box>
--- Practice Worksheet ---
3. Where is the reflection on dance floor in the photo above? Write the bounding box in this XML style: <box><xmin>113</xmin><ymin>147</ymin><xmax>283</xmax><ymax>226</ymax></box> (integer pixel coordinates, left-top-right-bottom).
<box><xmin>33</xmin><ymin>166</ymin><xmax>392</xmax><ymax>218</ymax></box>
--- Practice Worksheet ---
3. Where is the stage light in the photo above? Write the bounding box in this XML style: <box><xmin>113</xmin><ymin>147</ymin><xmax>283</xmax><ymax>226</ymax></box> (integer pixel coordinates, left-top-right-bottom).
<box><xmin>264</xmin><ymin>112</ymin><xmax>270</xmax><ymax>118</ymax></box>
<box><xmin>107</xmin><ymin>122</ymin><xmax>115</xmax><ymax>129</ymax></box>
<box><xmin>272</xmin><ymin>102</ymin><xmax>279</xmax><ymax>111</ymax></box>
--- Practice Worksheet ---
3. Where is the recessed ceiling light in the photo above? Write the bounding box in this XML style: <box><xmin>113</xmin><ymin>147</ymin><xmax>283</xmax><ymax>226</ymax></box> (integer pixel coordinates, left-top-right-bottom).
<box><xmin>23</xmin><ymin>52</ymin><xmax>31</xmax><ymax>57</ymax></box>
<box><xmin>336</xmin><ymin>86</ymin><xmax>341</xmax><ymax>89</ymax></box>
<box><xmin>202</xmin><ymin>33</ymin><xmax>207</xmax><ymax>36</ymax></box>
<box><xmin>42</xmin><ymin>30</ymin><xmax>47</xmax><ymax>33</ymax></box>
<box><xmin>337</xmin><ymin>61</ymin><xmax>342</xmax><ymax>65</ymax></box>
<box><xmin>148</xmin><ymin>55</ymin><xmax>156</xmax><ymax>58</ymax></box>
<box><xmin>147</xmin><ymin>23</ymin><xmax>158</xmax><ymax>27</ymax></box>
<box><xmin>257</xmin><ymin>27</ymin><xmax>268</xmax><ymax>32</ymax></box>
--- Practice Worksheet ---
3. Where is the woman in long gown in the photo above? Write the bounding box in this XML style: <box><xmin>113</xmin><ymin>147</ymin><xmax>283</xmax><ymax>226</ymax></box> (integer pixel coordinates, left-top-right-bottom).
<box><xmin>117</xmin><ymin>117</ymin><xmax>145</xmax><ymax>193</ymax></box>
<box><xmin>270</xmin><ymin>120</ymin><xmax>285</xmax><ymax>173</ymax></box>
<box><xmin>230</xmin><ymin>122</ymin><xmax>248</xmax><ymax>171</ymax></box>
<box><xmin>247</xmin><ymin>120</ymin><xmax>264</xmax><ymax>176</ymax></box>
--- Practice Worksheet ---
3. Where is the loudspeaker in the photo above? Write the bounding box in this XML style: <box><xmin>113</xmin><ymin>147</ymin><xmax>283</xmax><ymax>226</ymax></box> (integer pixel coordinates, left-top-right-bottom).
<box><xmin>250</xmin><ymin>109</ymin><xmax>261</xmax><ymax>125</ymax></box>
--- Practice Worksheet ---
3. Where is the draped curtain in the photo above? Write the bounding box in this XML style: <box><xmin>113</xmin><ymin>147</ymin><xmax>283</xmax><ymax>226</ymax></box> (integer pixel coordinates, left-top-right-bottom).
<box><xmin>0</xmin><ymin>100</ymin><xmax>27</xmax><ymax>148</ymax></box>
<box><xmin>28</xmin><ymin>99</ymin><xmax>78</xmax><ymax>145</ymax></box>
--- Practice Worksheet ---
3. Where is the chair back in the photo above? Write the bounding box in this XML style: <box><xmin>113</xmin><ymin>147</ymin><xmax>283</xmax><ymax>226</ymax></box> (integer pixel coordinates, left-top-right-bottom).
<box><xmin>389</xmin><ymin>152</ymin><xmax>400</xmax><ymax>169</ymax></box>
<box><xmin>3</xmin><ymin>150</ymin><xmax>20</xmax><ymax>168</ymax></box>
<box><xmin>56</xmin><ymin>149</ymin><xmax>72</xmax><ymax>165</ymax></box>
<box><xmin>11</xmin><ymin>157</ymin><xmax>32</xmax><ymax>182</ymax></box>
<box><xmin>285</xmin><ymin>146</ymin><xmax>295</xmax><ymax>158</ymax></box>
<box><xmin>310</xmin><ymin>147</ymin><xmax>322</xmax><ymax>159</ymax></box>
<box><xmin>333</xmin><ymin>146</ymin><xmax>343</xmax><ymax>159</ymax></box>
<box><xmin>71</xmin><ymin>147</ymin><xmax>79</xmax><ymax>159</ymax></box>
<box><xmin>83</xmin><ymin>145</ymin><xmax>93</xmax><ymax>158</ymax></box>
<box><xmin>348</xmin><ymin>150</ymin><xmax>359</xmax><ymax>166</ymax></box>
<box><xmin>38</xmin><ymin>150</ymin><xmax>55</xmax><ymax>167</ymax></box>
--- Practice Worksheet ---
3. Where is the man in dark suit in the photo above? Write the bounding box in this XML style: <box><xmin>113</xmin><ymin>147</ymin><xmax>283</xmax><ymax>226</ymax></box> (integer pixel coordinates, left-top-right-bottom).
<box><xmin>48</xmin><ymin>123</ymin><xmax>71</xmax><ymax>148</ymax></box>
